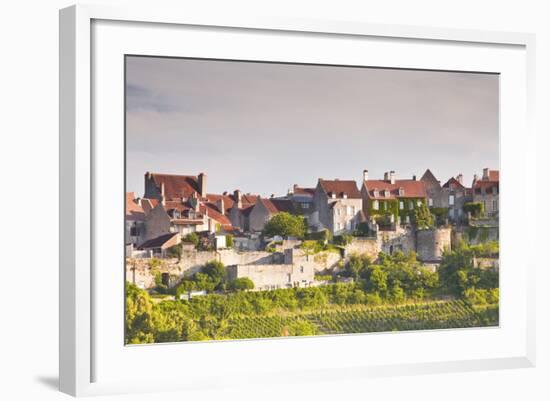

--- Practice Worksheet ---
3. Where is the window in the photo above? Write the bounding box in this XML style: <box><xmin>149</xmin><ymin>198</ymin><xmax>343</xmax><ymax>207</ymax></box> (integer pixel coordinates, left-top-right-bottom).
<box><xmin>449</xmin><ymin>195</ymin><xmax>455</xmax><ymax>206</ymax></box>
<box><xmin>301</xmin><ymin>202</ymin><xmax>310</xmax><ymax>209</ymax></box>
<box><xmin>288</xmin><ymin>274</ymin><xmax>292</xmax><ymax>283</ymax></box>
<box><xmin>428</xmin><ymin>198</ymin><xmax>433</xmax><ymax>207</ymax></box>
<box><xmin>300</xmin><ymin>266</ymin><xmax>304</xmax><ymax>273</ymax></box>
<box><xmin>336</xmin><ymin>208</ymin><xmax>341</xmax><ymax>216</ymax></box>
<box><xmin>492</xmin><ymin>186</ymin><xmax>498</xmax><ymax>195</ymax></box>
<box><xmin>493</xmin><ymin>199</ymin><xmax>498</xmax><ymax>211</ymax></box>
<box><xmin>409</xmin><ymin>201</ymin><xmax>413</xmax><ymax>210</ymax></box>
<box><xmin>130</xmin><ymin>226</ymin><xmax>139</xmax><ymax>236</ymax></box>
<box><xmin>372</xmin><ymin>200</ymin><xmax>379</xmax><ymax>210</ymax></box>
<box><xmin>347</xmin><ymin>206</ymin><xmax>355</xmax><ymax>215</ymax></box>
<box><xmin>399</xmin><ymin>201</ymin><xmax>404</xmax><ymax>210</ymax></box>
<box><xmin>417</xmin><ymin>200</ymin><xmax>422</xmax><ymax>207</ymax></box>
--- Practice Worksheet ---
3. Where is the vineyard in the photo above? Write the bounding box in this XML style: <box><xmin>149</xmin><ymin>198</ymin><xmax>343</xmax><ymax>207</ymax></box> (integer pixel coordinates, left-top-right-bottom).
<box><xmin>227</xmin><ymin>300</ymin><xmax>498</xmax><ymax>339</ymax></box>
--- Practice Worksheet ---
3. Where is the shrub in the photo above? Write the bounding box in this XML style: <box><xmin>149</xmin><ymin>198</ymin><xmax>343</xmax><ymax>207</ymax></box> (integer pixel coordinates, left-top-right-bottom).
<box><xmin>229</xmin><ymin>277</ymin><xmax>254</xmax><ymax>291</ymax></box>
<box><xmin>333</xmin><ymin>234</ymin><xmax>353</xmax><ymax>246</ymax></box>
<box><xmin>166</xmin><ymin>243</ymin><xmax>183</xmax><ymax>260</ymax></box>
<box><xmin>463</xmin><ymin>202</ymin><xmax>484</xmax><ymax>217</ymax></box>
<box><xmin>225</xmin><ymin>234</ymin><xmax>234</xmax><ymax>248</ymax></box>
<box><xmin>183</xmin><ymin>232</ymin><xmax>200</xmax><ymax>248</ymax></box>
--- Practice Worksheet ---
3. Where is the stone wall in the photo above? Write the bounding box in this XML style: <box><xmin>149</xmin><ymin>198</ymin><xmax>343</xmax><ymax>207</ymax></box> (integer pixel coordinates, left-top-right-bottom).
<box><xmin>416</xmin><ymin>228</ymin><xmax>452</xmax><ymax>262</ymax></box>
<box><xmin>454</xmin><ymin>225</ymin><xmax>499</xmax><ymax>245</ymax></box>
<box><xmin>227</xmin><ymin>263</ymin><xmax>315</xmax><ymax>291</ymax></box>
<box><xmin>126</xmin><ymin>258</ymin><xmax>182</xmax><ymax>289</ymax></box>
<box><xmin>343</xmin><ymin>237</ymin><xmax>379</xmax><ymax>260</ymax></box>
<box><xmin>377</xmin><ymin>226</ymin><xmax>416</xmax><ymax>255</ymax></box>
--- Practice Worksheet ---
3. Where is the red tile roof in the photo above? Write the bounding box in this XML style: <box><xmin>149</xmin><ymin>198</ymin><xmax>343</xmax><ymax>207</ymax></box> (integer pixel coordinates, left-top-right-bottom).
<box><xmin>364</xmin><ymin>179</ymin><xmax>427</xmax><ymax>199</ymax></box>
<box><xmin>126</xmin><ymin>192</ymin><xmax>145</xmax><ymax>221</ymax></box>
<box><xmin>319</xmin><ymin>179</ymin><xmax>361</xmax><ymax>199</ymax></box>
<box><xmin>150</xmin><ymin>173</ymin><xmax>200</xmax><ymax>200</ymax></box>
<box><xmin>200</xmin><ymin>204</ymin><xmax>233</xmax><ymax>228</ymax></box>
<box><xmin>293</xmin><ymin>186</ymin><xmax>315</xmax><ymax>196</ymax></box>
<box><xmin>488</xmin><ymin>170</ymin><xmax>499</xmax><ymax>181</ymax></box>
<box><xmin>140</xmin><ymin>198</ymin><xmax>159</xmax><ymax>214</ymax></box>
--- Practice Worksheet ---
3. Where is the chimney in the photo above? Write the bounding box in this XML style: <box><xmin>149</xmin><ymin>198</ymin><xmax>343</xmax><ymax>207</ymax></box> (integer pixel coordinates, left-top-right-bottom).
<box><xmin>198</xmin><ymin>172</ymin><xmax>207</xmax><ymax>197</ymax></box>
<box><xmin>482</xmin><ymin>168</ymin><xmax>489</xmax><ymax>181</ymax></box>
<box><xmin>412</xmin><ymin>174</ymin><xmax>417</xmax><ymax>181</ymax></box>
<box><xmin>190</xmin><ymin>192</ymin><xmax>200</xmax><ymax>212</ymax></box>
<box><xmin>160</xmin><ymin>182</ymin><xmax>165</xmax><ymax>199</ymax></box>
<box><xmin>234</xmin><ymin>189</ymin><xmax>242</xmax><ymax>208</ymax></box>
<box><xmin>456</xmin><ymin>174</ymin><xmax>463</xmax><ymax>184</ymax></box>
<box><xmin>363</xmin><ymin>169</ymin><xmax>369</xmax><ymax>181</ymax></box>
<box><xmin>216</xmin><ymin>198</ymin><xmax>225</xmax><ymax>215</ymax></box>
<box><xmin>384</xmin><ymin>172</ymin><xmax>390</xmax><ymax>181</ymax></box>
<box><xmin>472</xmin><ymin>174</ymin><xmax>478</xmax><ymax>186</ymax></box>
<box><xmin>390</xmin><ymin>171</ymin><xmax>396</xmax><ymax>185</ymax></box>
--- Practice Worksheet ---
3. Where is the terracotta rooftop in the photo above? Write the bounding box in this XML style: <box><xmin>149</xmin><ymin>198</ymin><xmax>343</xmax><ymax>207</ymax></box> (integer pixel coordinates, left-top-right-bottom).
<box><xmin>363</xmin><ymin>179</ymin><xmax>427</xmax><ymax>200</ymax></box>
<box><xmin>149</xmin><ymin>173</ymin><xmax>200</xmax><ymax>200</ymax></box>
<box><xmin>319</xmin><ymin>179</ymin><xmax>361</xmax><ymax>199</ymax></box>
<box><xmin>126</xmin><ymin>192</ymin><xmax>145</xmax><ymax>221</ymax></box>
<box><xmin>292</xmin><ymin>186</ymin><xmax>315</xmax><ymax>196</ymax></box>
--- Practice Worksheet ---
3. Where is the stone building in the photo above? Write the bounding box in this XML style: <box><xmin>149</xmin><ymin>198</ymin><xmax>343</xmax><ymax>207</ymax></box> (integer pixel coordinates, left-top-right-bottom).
<box><xmin>228</xmin><ymin>190</ymin><xmax>258</xmax><ymax>232</ymax></box>
<box><xmin>248</xmin><ymin>197</ymin><xmax>296</xmax><ymax>233</ymax></box>
<box><xmin>311</xmin><ymin>179</ymin><xmax>364</xmax><ymax>234</ymax></box>
<box><xmin>226</xmin><ymin>263</ymin><xmax>315</xmax><ymax>291</ymax></box>
<box><xmin>144</xmin><ymin>171</ymin><xmax>207</xmax><ymax>201</ymax></box>
<box><xmin>361</xmin><ymin>169</ymin><xmax>427</xmax><ymax>226</ymax></box>
<box><xmin>288</xmin><ymin>185</ymin><xmax>316</xmax><ymax>226</ymax></box>
<box><xmin>420</xmin><ymin>169</ymin><xmax>471</xmax><ymax>222</ymax></box>
<box><xmin>125</xmin><ymin>192</ymin><xmax>146</xmax><ymax>247</ymax></box>
<box><xmin>142</xmin><ymin>195</ymin><xmax>234</xmax><ymax>242</ymax></box>
<box><xmin>472</xmin><ymin>168</ymin><xmax>499</xmax><ymax>217</ymax></box>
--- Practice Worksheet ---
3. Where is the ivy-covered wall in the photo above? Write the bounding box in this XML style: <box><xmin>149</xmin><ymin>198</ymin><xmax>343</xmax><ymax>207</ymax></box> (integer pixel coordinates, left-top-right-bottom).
<box><xmin>367</xmin><ymin>197</ymin><xmax>426</xmax><ymax>221</ymax></box>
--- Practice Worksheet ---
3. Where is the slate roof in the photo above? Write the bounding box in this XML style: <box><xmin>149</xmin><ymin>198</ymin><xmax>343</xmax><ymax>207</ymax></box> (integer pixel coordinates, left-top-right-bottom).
<box><xmin>442</xmin><ymin>177</ymin><xmax>466</xmax><ymax>190</ymax></box>
<box><xmin>138</xmin><ymin>233</ymin><xmax>178</xmax><ymax>249</ymax></box>
<box><xmin>260</xmin><ymin>198</ymin><xmax>296</xmax><ymax>214</ymax></box>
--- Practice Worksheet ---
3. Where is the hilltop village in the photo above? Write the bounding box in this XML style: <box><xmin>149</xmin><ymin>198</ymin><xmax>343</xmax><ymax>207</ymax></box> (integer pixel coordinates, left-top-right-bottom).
<box><xmin>126</xmin><ymin>168</ymin><xmax>499</xmax><ymax>293</ymax></box>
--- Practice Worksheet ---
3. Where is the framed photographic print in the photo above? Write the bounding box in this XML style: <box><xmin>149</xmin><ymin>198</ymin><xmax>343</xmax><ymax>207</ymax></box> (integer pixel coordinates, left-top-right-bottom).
<box><xmin>59</xmin><ymin>4</ymin><xmax>536</xmax><ymax>397</ymax></box>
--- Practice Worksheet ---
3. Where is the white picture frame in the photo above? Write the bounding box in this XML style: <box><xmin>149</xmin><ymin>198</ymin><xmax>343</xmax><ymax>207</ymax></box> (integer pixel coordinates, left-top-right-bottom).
<box><xmin>59</xmin><ymin>4</ymin><xmax>536</xmax><ymax>397</ymax></box>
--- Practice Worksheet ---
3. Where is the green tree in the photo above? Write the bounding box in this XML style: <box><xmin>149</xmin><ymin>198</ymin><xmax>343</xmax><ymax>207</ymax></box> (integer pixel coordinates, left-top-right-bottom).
<box><xmin>125</xmin><ymin>283</ymin><xmax>156</xmax><ymax>344</ymax></box>
<box><xmin>200</xmin><ymin>260</ymin><xmax>227</xmax><ymax>291</ymax></box>
<box><xmin>262</xmin><ymin>212</ymin><xmax>306</xmax><ymax>238</ymax></box>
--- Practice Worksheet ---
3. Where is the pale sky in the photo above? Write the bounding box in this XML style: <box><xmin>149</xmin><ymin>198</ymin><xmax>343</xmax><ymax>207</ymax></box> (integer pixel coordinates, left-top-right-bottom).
<box><xmin>126</xmin><ymin>56</ymin><xmax>499</xmax><ymax>197</ymax></box>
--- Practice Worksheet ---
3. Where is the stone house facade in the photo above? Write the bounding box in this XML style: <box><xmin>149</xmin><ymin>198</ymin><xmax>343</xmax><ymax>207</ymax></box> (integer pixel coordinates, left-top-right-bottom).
<box><xmin>361</xmin><ymin>170</ymin><xmax>427</xmax><ymax>226</ymax></box>
<box><xmin>312</xmin><ymin>179</ymin><xmax>363</xmax><ymax>234</ymax></box>
<box><xmin>248</xmin><ymin>197</ymin><xmax>296</xmax><ymax>233</ymax></box>
<box><xmin>472</xmin><ymin>168</ymin><xmax>499</xmax><ymax>216</ymax></box>
<box><xmin>125</xmin><ymin>192</ymin><xmax>146</xmax><ymax>246</ymax></box>
<box><xmin>420</xmin><ymin>169</ymin><xmax>470</xmax><ymax>222</ymax></box>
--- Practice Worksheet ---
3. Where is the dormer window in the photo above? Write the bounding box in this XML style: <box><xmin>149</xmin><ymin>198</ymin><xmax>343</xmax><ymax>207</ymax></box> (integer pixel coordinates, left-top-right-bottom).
<box><xmin>330</xmin><ymin>192</ymin><xmax>336</xmax><ymax>199</ymax></box>
<box><xmin>342</xmin><ymin>193</ymin><xmax>348</xmax><ymax>199</ymax></box>
<box><xmin>398</xmin><ymin>187</ymin><xmax>405</xmax><ymax>196</ymax></box>
<box><xmin>173</xmin><ymin>210</ymin><xmax>180</xmax><ymax>219</ymax></box>
<box><xmin>384</xmin><ymin>189</ymin><xmax>390</xmax><ymax>198</ymax></box>
<box><xmin>373</xmin><ymin>188</ymin><xmax>379</xmax><ymax>198</ymax></box>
